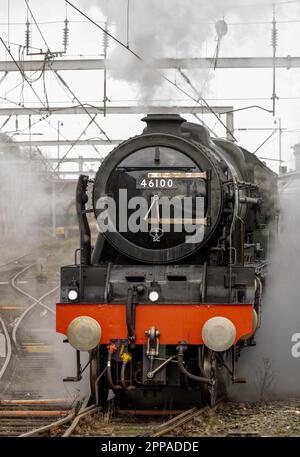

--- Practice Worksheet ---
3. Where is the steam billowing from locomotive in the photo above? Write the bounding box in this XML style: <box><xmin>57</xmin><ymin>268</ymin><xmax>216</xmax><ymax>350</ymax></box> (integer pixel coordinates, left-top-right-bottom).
<box><xmin>80</xmin><ymin>0</ymin><xmax>291</xmax><ymax>100</ymax></box>
<box><xmin>230</xmin><ymin>178</ymin><xmax>300</xmax><ymax>401</ymax></box>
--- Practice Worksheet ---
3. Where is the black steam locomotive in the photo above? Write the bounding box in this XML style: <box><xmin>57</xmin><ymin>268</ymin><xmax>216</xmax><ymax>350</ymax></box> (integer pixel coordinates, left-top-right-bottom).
<box><xmin>56</xmin><ymin>114</ymin><xmax>278</xmax><ymax>408</ymax></box>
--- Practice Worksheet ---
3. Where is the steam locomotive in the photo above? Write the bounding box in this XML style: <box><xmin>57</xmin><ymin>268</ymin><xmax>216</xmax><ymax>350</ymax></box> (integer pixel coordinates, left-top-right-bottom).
<box><xmin>56</xmin><ymin>114</ymin><xmax>278</xmax><ymax>408</ymax></box>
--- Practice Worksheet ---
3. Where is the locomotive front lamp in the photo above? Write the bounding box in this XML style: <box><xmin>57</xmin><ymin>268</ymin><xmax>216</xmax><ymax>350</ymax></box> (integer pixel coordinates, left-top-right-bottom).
<box><xmin>149</xmin><ymin>290</ymin><xmax>159</xmax><ymax>302</ymax></box>
<box><xmin>68</xmin><ymin>289</ymin><xmax>78</xmax><ymax>301</ymax></box>
<box><xmin>67</xmin><ymin>316</ymin><xmax>102</xmax><ymax>351</ymax></box>
<box><xmin>202</xmin><ymin>317</ymin><xmax>236</xmax><ymax>352</ymax></box>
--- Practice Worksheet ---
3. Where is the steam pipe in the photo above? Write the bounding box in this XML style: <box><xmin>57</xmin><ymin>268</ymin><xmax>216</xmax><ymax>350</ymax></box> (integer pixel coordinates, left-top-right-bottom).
<box><xmin>120</xmin><ymin>361</ymin><xmax>135</xmax><ymax>390</ymax></box>
<box><xmin>107</xmin><ymin>350</ymin><xmax>121</xmax><ymax>390</ymax></box>
<box><xmin>126</xmin><ymin>286</ymin><xmax>137</xmax><ymax>349</ymax></box>
<box><xmin>176</xmin><ymin>343</ymin><xmax>212</xmax><ymax>384</ymax></box>
<box><xmin>76</xmin><ymin>174</ymin><xmax>91</xmax><ymax>265</ymax></box>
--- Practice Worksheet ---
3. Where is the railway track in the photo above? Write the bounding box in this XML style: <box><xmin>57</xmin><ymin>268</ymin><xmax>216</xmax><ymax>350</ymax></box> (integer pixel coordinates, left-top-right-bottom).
<box><xmin>0</xmin><ymin>250</ymin><xmax>77</xmax><ymax>423</ymax></box>
<box><xmin>0</xmin><ymin>252</ymin><xmax>32</xmax><ymax>269</ymax></box>
<box><xmin>140</xmin><ymin>402</ymin><xmax>223</xmax><ymax>437</ymax></box>
<box><xmin>17</xmin><ymin>403</ymin><xmax>222</xmax><ymax>437</ymax></box>
<box><xmin>19</xmin><ymin>396</ymin><xmax>100</xmax><ymax>437</ymax></box>
<box><xmin>0</xmin><ymin>398</ymin><xmax>77</xmax><ymax>436</ymax></box>
<box><xmin>13</xmin><ymin>396</ymin><xmax>224</xmax><ymax>437</ymax></box>
<box><xmin>0</xmin><ymin>253</ymin><xmax>36</xmax><ymax>387</ymax></box>
<box><xmin>10</xmin><ymin>263</ymin><xmax>58</xmax><ymax>348</ymax></box>
<box><xmin>0</xmin><ymin>257</ymin><xmax>58</xmax><ymax>388</ymax></box>
<box><xmin>0</xmin><ymin>242</ymin><xmax>90</xmax><ymax>437</ymax></box>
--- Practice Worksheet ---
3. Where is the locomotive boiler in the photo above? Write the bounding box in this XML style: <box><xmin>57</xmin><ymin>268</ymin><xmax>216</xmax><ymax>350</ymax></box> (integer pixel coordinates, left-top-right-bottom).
<box><xmin>56</xmin><ymin>114</ymin><xmax>278</xmax><ymax>408</ymax></box>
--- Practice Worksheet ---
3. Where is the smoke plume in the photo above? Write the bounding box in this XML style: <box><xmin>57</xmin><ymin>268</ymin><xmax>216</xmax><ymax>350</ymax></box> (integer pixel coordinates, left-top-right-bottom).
<box><xmin>0</xmin><ymin>134</ymin><xmax>52</xmax><ymax>243</ymax></box>
<box><xmin>230</xmin><ymin>183</ymin><xmax>300</xmax><ymax>401</ymax></box>
<box><xmin>80</xmin><ymin>0</ymin><xmax>278</xmax><ymax>101</ymax></box>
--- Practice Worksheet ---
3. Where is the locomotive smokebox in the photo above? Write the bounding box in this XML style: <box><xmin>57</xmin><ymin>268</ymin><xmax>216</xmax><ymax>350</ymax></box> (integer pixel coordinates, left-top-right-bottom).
<box><xmin>67</xmin><ymin>316</ymin><xmax>102</xmax><ymax>351</ymax></box>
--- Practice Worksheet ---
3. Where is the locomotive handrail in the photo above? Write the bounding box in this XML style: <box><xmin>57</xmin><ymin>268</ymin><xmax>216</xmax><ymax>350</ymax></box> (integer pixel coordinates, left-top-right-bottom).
<box><xmin>76</xmin><ymin>174</ymin><xmax>91</xmax><ymax>266</ymax></box>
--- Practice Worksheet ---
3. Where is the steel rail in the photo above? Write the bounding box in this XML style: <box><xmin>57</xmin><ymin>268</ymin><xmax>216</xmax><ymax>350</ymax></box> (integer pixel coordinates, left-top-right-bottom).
<box><xmin>19</xmin><ymin>409</ymin><xmax>76</xmax><ymax>437</ymax></box>
<box><xmin>0</xmin><ymin>253</ymin><xmax>31</xmax><ymax>270</ymax></box>
<box><xmin>0</xmin><ymin>399</ymin><xmax>74</xmax><ymax>405</ymax></box>
<box><xmin>62</xmin><ymin>405</ymin><xmax>100</xmax><ymax>437</ymax></box>
<box><xmin>10</xmin><ymin>264</ymin><xmax>58</xmax><ymax>346</ymax></box>
<box><xmin>0</xmin><ymin>317</ymin><xmax>12</xmax><ymax>382</ymax></box>
<box><xmin>140</xmin><ymin>400</ymin><xmax>223</xmax><ymax>437</ymax></box>
<box><xmin>20</xmin><ymin>399</ymin><xmax>99</xmax><ymax>437</ymax></box>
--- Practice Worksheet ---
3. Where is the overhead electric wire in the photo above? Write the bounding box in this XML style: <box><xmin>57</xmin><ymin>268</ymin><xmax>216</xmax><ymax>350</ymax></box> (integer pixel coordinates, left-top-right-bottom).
<box><xmin>64</xmin><ymin>0</ymin><xmax>141</xmax><ymax>60</ymax></box>
<box><xmin>54</xmin><ymin>114</ymin><xmax>99</xmax><ymax>171</ymax></box>
<box><xmin>64</xmin><ymin>0</ymin><xmax>235</xmax><ymax>140</ymax></box>
<box><xmin>0</xmin><ymin>95</ymin><xmax>81</xmax><ymax>160</ymax></box>
<box><xmin>46</xmin><ymin>65</ymin><xmax>97</xmax><ymax>147</ymax></box>
<box><xmin>7</xmin><ymin>0</ymin><xmax>10</xmax><ymax>50</ymax></box>
<box><xmin>0</xmin><ymin>71</ymin><xmax>8</xmax><ymax>85</ymax></box>
<box><xmin>0</xmin><ymin>69</ymin><xmax>41</xmax><ymax>99</ymax></box>
<box><xmin>24</xmin><ymin>0</ymin><xmax>50</xmax><ymax>51</ymax></box>
<box><xmin>0</xmin><ymin>37</ymin><xmax>50</xmax><ymax>112</ymax></box>
<box><xmin>23</xmin><ymin>0</ymin><xmax>111</xmax><ymax>143</ymax></box>
<box><xmin>0</xmin><ymin>64</ymin><xmax>99</xmax><ymax>167</ymax></box>
<box><xmin>174</xmin><ymin>67</ymin><xmax>219</xmax><ymax>137</ymax></box>
<box><xmin>1</xmin><ymin>38</ymin><xmax>41</xmax><ymax>51</ymax></box>
<box><xmin>253</xmin><ymin>130</ymin><xmax>277</xmax><ymax>154</ymax></box>
<box><xmin>0</xmin><ymin>115</ymin><xmax>11</xmax><ymax>130</ymax></box>
<box><xmin>0</xmin><ymin>2</ymin><xmax>109</xmax><ymax>167</ymax></box>
<box><xmin>0</xmin><ymin>40</ymin><xmax>67</xmax><ymax>162</ymax></box>
<box><xmin>176</xmin><ymin>68</ymin><xmax>236</xmax><ymax>141</ymax></box>
<box><xmin>54</xmin><ymin>70</ymin><xmax>111</xmax><ymax>142</ymax></box>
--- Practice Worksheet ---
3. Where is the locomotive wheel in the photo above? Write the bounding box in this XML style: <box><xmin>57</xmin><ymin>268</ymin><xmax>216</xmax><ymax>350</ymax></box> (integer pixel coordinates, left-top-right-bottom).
<box><xmin>89</xmin><ymin>346</ymin><xmax>109</xmax><ymax>409</ymax></box>
<box><xmin>201</xmin><ymin>348</ymin><xmax>218</xmax><ymax>406</ymax></box>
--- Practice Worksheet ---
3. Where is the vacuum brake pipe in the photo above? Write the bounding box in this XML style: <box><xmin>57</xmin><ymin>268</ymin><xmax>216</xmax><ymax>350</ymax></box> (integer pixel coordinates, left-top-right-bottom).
<box><xmin>176</xmin><ymin>343</ymin><xmax>212</xmax><ymax>384</ymax></box>
<box><xmin>120</xmin><ymin>360</ymin><xmax>136</xmax><ymax>390</ymax></box>
<box><xmin>107</xmin><ymin>346</ymin><xmax>122</xmax><ymax>390</ymax></box>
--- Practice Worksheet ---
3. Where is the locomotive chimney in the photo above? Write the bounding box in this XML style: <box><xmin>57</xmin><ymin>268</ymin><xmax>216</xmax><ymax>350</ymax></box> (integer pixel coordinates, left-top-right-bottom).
<box><xmin>293</xmin><ymin>142</ymin><xmax>300</xmax><ymax>171</ymax></box>
<box><xmin>141</xmin><ymin>114</ymin><xmax>186</xmax><ymax>135</ymax></box>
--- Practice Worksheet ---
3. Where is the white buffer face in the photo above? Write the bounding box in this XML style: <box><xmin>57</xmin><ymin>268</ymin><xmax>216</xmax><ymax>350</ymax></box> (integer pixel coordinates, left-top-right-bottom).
<box><xmin>202</xmin><ymin>316</ymin><xmax>236</xmax><ymax>352</ymax></box>
<box><xmin>67</xmin><ymin>316</ymin><xmax>102</xmax><ymax>351</ymax></box>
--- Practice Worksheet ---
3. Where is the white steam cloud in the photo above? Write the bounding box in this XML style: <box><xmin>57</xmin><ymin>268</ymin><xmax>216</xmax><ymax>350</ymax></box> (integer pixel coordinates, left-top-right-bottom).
<box><xmin>0</xmin><ymin>135</ymin><xmax>53</xmax><ymax>243</ymax></box>
<box><xmin>230</xmin><ymin>183</ymin><xmax>300</xmax><ymax>401</ymax></box>
<box><xmin>80</xmin><ymin>0</ymin><xmax>277</xmax><ymax>101</ymax></box>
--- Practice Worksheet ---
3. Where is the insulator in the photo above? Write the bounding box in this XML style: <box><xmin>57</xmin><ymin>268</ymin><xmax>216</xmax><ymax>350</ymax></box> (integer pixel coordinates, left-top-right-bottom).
<box><xmin>25</xmin><ymin>20</ymin><xmax>31</xmax><ymax>51</ymax></box>
<box><xmin>271</xmin><ymin>19</ymin><xmax>278</xmax><ymax>48</ymax></box>
<box><xmin>62</xmin><ymin>18</ymin><xmax>69</xmax><ymax>53</ymax></box>
<box><xmin>102</xmin><ymin>30</ymin><xmax>109</xmax><ymax>53</ymax></box>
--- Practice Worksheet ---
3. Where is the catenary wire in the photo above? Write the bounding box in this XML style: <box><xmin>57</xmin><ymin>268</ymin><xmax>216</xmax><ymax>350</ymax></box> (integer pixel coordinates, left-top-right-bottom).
<box><xmin>64</xmin><ymin>0</ymin><xmax>236</xmax><ymax>140</ymax></box>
